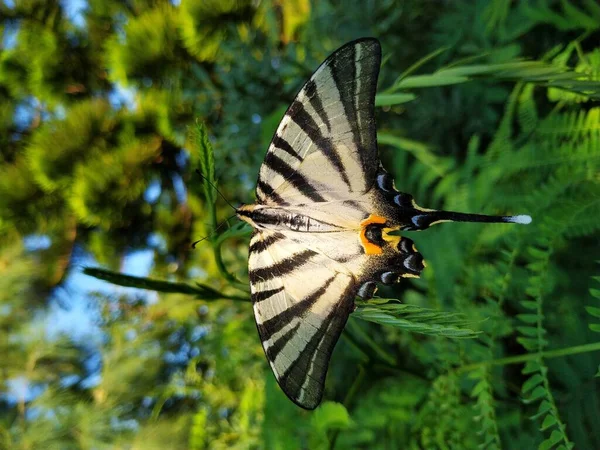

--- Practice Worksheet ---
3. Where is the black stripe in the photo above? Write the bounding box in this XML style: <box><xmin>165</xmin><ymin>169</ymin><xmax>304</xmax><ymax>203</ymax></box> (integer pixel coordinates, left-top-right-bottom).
<box><xmin>259</xmin><ymin>276</ymin><xmax>336</xmax><ymax>336</ymax></box>
<box><xmin>252</xmin><ymin>286</ymin><xmax>285</xmax><ymax>303</ymax></box>
<box><xmin>249</xmin><ymin>249</ymin><xmax>317</xmax><ymax>284</ymax></box>
<box><xmin>287</xmin><ymin>100</ymin><xmax>351</xmax><ymax>187</ymax></box>
<box><xmin>278</xmin><ymin>282</ymin><xmax>355</xmax><ymax>405</ymax></box>
<box><xmin>272</xmin><ymin>135</ymin><xmax>303</xmax><ymax>162</ymax></box>
<box><xmin>256</xmin><ymin>179</ymin><xmax>286</xmax><ymax>205</ymax></box>
<box><xmin>264</xmin><ymin>322</ymin><xmax>301</xmax><ymax>363</ymax></box>
<box><xmin>304</xmin><ymin>79</ymin><xmax>331</xmax><ymax>132</ymax></box>
<box><xmin>342</xmin><ymin>200</ymin><xmax>367</xmax><ymax>213</ymax></box>
<box><xmin>331</xmin><ymin>45</ymin><xmax>363</xmax><ymax>173</ymax></box>
<box><xmin>249</xmin><ymin>233</ymin><xmax>285</xmax><ymax>254</ymax></box>
<box><xmin>264</xmin><ymin>152</ymin><xmax>326</xmax><ymax>203</ymax></box>
<box><xmin>278</xmin><ymin>308</ymin><xmax>340</xmax><ymax>402</ymax></box>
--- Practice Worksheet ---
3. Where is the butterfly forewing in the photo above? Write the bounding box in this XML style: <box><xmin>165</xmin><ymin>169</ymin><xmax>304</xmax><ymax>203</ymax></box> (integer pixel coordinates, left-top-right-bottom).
<box><xmin>256</xmin><ymin>38</ymin><xmax>382</xmax><ymax>205</ymax></box>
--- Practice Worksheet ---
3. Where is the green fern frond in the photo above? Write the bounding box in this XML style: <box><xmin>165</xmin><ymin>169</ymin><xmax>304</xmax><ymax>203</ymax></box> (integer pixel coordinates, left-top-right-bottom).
<box><xmin>190</xmin><ymin>121</ymin><xmax>217</xmax><ymax>208</ymax></box>
<box><xmin>335</xmin><ymin>376</ymin><xmax>428</xmax><ymax>449</ymax></box>
<box><xmin>188</xmin><ymin>122</ymin><xmax>245</xmax><ymax>288</ymax></box>
<box><xmin>587</xmin><ymin>269</ymin><xmax>600</xmax><ymax>333</ymax></box>
<box><xmin>353</xmin><ymin>300</ymin><xmax>480</xmax><ymax>338</ymax></box>
<box><xmin>518</xmin><ymin>235</ymin><xmax>574</xmax><ymax>450</ymax></box>
<box><xmin>413</xmin><ymin>374</ymin><xmax>477</xmax><ymax>449</ymax></box>
<box><xmin>549</xmin><ymin>46</ymin><xmax>600</xmax><ymax>103</ymax></box>
<box><xmin>468</xmin><ymin>367</ymin><xmax>502</xmax><ymax>450</ymax></box>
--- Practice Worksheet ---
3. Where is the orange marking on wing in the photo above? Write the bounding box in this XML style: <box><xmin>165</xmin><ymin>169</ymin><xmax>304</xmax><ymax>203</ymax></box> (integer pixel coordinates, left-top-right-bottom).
<box><xmin>359</xmin><ymin>215</ymin><xmax>387</xmax><ymax>255</ymax></box>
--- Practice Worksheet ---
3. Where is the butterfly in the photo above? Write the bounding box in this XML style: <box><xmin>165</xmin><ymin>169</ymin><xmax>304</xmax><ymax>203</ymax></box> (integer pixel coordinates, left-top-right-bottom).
<box><xmin>236</xmin><ymin>38</ymin><xmax>531</xmax><ymax>409</ymax></box>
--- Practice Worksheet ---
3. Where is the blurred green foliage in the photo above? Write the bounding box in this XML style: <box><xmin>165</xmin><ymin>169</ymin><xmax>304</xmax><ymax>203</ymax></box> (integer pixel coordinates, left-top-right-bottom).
<box><xmin>1</xmin><ymin>0</ymin><xmax>600</xmax><ymax>449</ymax></box>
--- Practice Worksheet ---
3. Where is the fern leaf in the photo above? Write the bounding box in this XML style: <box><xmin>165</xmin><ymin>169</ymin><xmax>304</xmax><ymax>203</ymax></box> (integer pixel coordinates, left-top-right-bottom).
<box><xmin>191</xmin><ymin>121</ymin><xmax>217</xmax><ymax>207</ymax></box>
<box><xmin>353</xmin><ymin>300</ymin><xmax>480</xmax><ymax>338</ymax></box>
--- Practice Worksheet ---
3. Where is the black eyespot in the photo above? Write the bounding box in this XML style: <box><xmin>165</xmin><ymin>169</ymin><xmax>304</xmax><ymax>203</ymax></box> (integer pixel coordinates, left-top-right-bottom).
<box><xmin>394</xmin><ymin>193</ymin><xmax>413</xmax><ymax>207</ymax></box>
<box><xmin>364</xmin><ymin>224</ymin><xmax>385</xmax><ymax>246</ymax></box>
<box><xmin>380</xmin><ymin>271</ymin><xmax>398</xmax><ymax>285</ymax></box>
<box><xmin>404</xmin><ymin>254</ymin><xmax>424</xmax><ymax>272</ymax></box>
<box><xmin>397</xmin><ymin>237</ymin><xmax>414</xmax><ymax>253</ymax></box>
<box><xmin>357</xmin><ymin>281</ymin><xmax>377</xmax><ymax>299</ymax></box>
<box><xmin>376</xmin><ymin>173</ymin><xmax>394</xmax><ymax>192</ymax></box>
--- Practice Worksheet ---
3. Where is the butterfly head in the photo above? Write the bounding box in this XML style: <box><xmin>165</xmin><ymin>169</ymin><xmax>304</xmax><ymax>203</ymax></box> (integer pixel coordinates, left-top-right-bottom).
<box><xmin>236</xmin><ymin>204</ymin><xmax>261</xmax><ymax>228</ymax></box>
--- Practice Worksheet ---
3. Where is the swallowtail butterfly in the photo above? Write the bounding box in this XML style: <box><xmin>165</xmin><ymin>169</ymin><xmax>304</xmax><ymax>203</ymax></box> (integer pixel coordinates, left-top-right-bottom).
<box><xmin>237</xmin><ymin>38</ymin><xmax>531</xmax><ymax>409</ymax></box>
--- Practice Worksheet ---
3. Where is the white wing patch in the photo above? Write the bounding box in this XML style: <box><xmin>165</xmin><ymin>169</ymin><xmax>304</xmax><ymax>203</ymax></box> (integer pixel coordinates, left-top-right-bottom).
<box><xmin>256</xmin><ymin>39</ymin><xmax>381</xmax><ymax>206</ymax></box>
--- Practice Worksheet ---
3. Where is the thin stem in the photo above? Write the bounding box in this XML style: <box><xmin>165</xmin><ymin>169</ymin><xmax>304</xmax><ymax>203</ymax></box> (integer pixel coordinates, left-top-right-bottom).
<box><xmin>346</xmin><ymin>319</ymin><xmax>396</xmax><ymax>366</ymax></box>
<box><xmin>328</xmin><ymin>366</ymin><xmax>365</xmax><ymax>450</ymax></box>
<box><xmin>455</xmin><ymin>341</ymin><xmax>600</xmax><ymax>373</ymax></box>
<box><xmin>340</xmin><ymin>332</ymin><xmax>370</xmax><ymax>363</ymax></box>
<box><xmin>213</xmin><ymin>238</ymin><xmax>247</xmax><ymax>290</ymax></box>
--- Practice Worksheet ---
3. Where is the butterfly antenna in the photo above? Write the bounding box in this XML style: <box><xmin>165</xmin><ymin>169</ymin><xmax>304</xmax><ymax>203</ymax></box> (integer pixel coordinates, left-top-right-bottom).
<box><xmin>195</xmin><ymin>169</ymin><xmax>237</xmax><ymax>211</ymax></box>
<box><xmin>191</xmin><ymin>213</ymin><xmax>238</xmax><ymax>249</ymax></box>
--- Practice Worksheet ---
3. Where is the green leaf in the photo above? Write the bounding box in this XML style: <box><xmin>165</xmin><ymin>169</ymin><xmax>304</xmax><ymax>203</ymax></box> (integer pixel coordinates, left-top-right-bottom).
<box><xmin>522</xmin><ymin>374</ymin><xmax>544</xmax><ymax>393</ymax></box>
<box><xmin>521</xmin><ymin>300</ymin><xmax>539</xmax><ymax>310</ymax></box>
<box><xmin>531</xmin><ymin>401</ymin><xmax>552</xmax><ymax>420</ymax></box>
<box><xmin>588</xmin><ymin>324</ymin><xmax>600</xmax><ymax>332</ymax></box>
<box><xmin>375</xmin><ymin>93</ymin><xmax>417</xmax><ymax>106</ymax></box>
<box><xmin>311</xmin><ymin>401</ymin><xmax>352</xmax><ymax>433</ymax></box>
<box><xmin>517</xmin><ymin>326</ymin><xmax>539</xmax><ymax>337</ymax></box>
<box><xmin>392</xmin><ymin>45</ymin><xmax>449</xmax><ymax>86</ymax></box>
<box><xmin>517</xmin><ymin>337</ymin><xmax>539</xmax><ymax>350</ymax></box>
<box><xmin>524</xmin><ymin>385</ymin><xmax>547</xmax><ymax>403</ymax></box>
<box><xmin>541</xmin><ymin>413</ymin><xmax>557</xmax><ymax>431</ymax></box>
<box><xmin>539</xmin><ymin>430</ymin><xmax>564</xmax><ymax>450</ymax></box>
<box><xmin>191</xmin><ymin>121</ymin><xmax>216</xmax><ymax>206</ymax></box>
<box><xmin>523</xmin><ymin>360</ymin><xmax>542</xmax><ymax>375</ymax></box>
<box><xmin>395</xmin><ymin>74</ymin><xmax>468</xmax><ymax>89</ymax></box>
<box><xmin>83</xmin><ymin>267</ymin><xmax>249</xmax><ymax>301</ymax></box>
<box><xmin>560</xmin><ymin>0</ymin><xmax>600</xmax><ymax>29</ymax></box>
<box><xmin>377</xmin><ymin>132</ymin><xmax>453</xmax><ymax>177</ymax></box>
<box><xmin>517</xmin><ymin>314</ymin><xmax>540</xmax><ymax>324</ymax></box>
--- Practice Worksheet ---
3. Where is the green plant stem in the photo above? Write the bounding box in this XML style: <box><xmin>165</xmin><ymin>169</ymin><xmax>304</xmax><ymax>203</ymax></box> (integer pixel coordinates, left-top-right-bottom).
<box><xmin>456</xmin><ymin>341</ymin><xmax>600</xmax><ymax>373</ymax></box>
<box><xmin>213</xmin><ymin>238</ymin><xmax>248</xmax><ymax>291</ymax></box>
<box><xmin>340</xmin><ymin>332</ymin><xmax>370</xmax><ymax>363</ymax></box>
<box><xmin>346</xmin><ymin>318</ymin><xmax>396</xmax><ymax>366</ymax></box>
<box><xmin>328</xmin><ymin>366</ymin><xmax>365</xmax><ymax>450</ymax></box>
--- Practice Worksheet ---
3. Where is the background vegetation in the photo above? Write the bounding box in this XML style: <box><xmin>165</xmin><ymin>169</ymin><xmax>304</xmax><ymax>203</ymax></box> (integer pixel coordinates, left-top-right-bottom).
<box><xmin>1</xmin><ymin>0</ymin><xmax>599</xmax><ymax>448</ymax></box>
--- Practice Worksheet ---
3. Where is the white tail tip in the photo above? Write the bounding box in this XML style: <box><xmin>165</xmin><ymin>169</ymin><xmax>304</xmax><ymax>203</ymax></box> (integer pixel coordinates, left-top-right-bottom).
<box><xmin>507</xmin><ymin>215</ymin><xmax>532</xmax><ymax>225</ymax></box>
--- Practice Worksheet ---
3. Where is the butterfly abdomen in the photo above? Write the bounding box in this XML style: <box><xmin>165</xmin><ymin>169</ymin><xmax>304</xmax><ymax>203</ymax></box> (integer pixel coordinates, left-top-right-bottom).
<box><xmin>237</xmin><ymin>204</ymin><xmax>345</xmax><ymax>232</ymax></box>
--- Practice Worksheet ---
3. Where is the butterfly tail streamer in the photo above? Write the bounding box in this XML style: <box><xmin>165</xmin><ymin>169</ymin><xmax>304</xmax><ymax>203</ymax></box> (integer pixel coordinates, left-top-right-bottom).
<box><xmin>409</xmin><ymin>209</ymin><xmax>532</xmax><ymax>230</ymax></box>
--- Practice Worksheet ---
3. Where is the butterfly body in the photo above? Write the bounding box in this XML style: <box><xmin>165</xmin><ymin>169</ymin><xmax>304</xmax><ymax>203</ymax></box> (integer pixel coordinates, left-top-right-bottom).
<box><xmin>239</xmin><ymin>38</ymin><xmax>531</xmax><ymax>409</ymax></box>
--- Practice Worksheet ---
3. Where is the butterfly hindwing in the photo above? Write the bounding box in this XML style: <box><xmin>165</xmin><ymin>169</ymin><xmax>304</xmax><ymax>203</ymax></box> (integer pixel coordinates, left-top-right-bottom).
<box><xmin>248</xmin><ymin>230</ymin><xmax>358</xmax><ymax>409</ymax></box>
<box><xmin>257</xmin><ymin>38</ymin><xmax>382</xmax><ymax>205</ymax></box>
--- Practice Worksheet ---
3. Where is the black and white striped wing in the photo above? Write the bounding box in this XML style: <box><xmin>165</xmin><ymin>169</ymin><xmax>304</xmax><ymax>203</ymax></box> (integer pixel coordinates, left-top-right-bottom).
<box><xmin>249</xmin><ymin>231</ymin><xmax>358</xmax><ymax>409</ymax></box>
<box><xmin>256</xmin><ymin>38</ymin><xmax>381</xmax><ymax>205</ymax></box>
